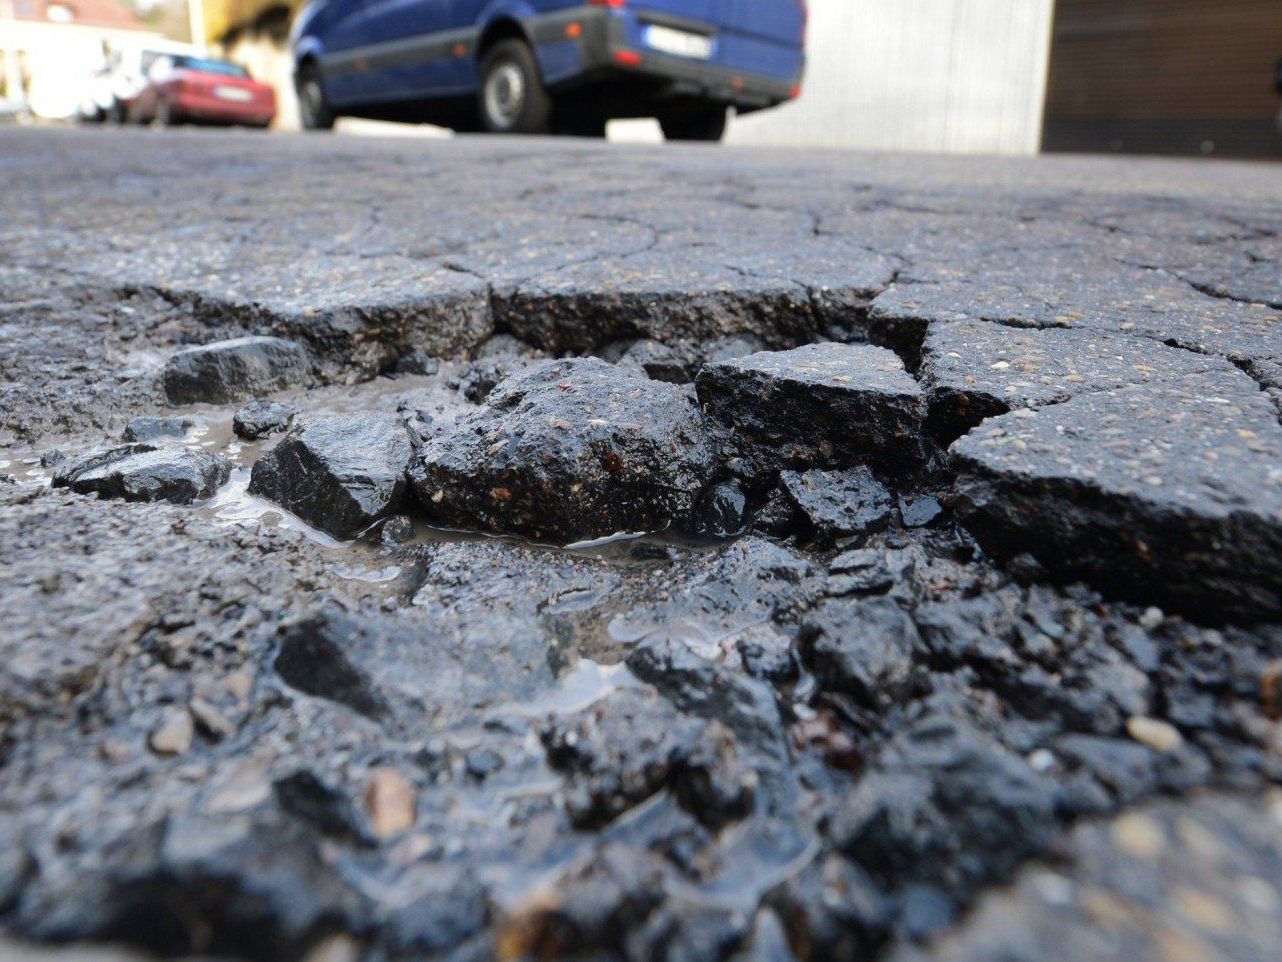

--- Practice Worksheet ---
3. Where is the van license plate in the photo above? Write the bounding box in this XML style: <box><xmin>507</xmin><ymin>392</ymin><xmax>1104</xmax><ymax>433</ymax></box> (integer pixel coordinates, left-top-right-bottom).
<box><xmin>643</xmin><ymin>24</ymin><xmax>713</xmax><ymax>60</ymax></box>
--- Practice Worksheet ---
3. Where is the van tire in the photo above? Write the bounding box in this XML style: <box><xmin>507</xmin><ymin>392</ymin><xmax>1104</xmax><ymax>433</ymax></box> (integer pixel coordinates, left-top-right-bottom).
<box><xmin>297</xmin><ymin>65</ymin><xmax>336</xmax><ymax>131</ymax></box>
<box><xmin>659</xmin><ymin>106</ymin><xmax>728</xmax><ymax>143</ymax></box>
<box><xmin>479</xmin><ymin>39</ymin><xmax>550</xmax><ymax>134</ymax></box>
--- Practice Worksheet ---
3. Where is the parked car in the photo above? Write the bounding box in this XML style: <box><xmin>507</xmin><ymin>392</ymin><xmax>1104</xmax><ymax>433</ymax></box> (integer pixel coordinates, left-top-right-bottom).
<box><xmin>79</xmin><ymin>41</ymin><xmax>208</xmax><ymax>124</ymax></box>
<box><xmin>291</xmin><ymin>0</ymin><xmax>807</xmax><ymax>141</ymax></box>
<box><xmin>128</xmin><ymin>55</ymin><xmax>277</xmax><ymax>128</ymax></box>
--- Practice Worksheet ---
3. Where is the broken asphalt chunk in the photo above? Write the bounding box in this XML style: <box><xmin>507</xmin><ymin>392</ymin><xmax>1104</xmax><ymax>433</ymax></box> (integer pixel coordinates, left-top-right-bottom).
<box><xmin>920</xmin><ymin>320</ymin><xmax>1222</xmax><ymax>441</ymax></box>
<box><xmin>408</xmin><ymin>357</ymin><xmax>715</xmax><ymax>543</ymax></box>
<box><xmin>161</xmin><ymin>336</ymin><xmax>313</xmax><ymax>405</ymax></box>
<box><xmin>780</xmin><ymin>466</ymin><xmax>896</xmax><ymax>545</ymax></box>
<box><xmin>232</xmin><ymin>399</ymin><xmax>296</xmax><ymax>440</ymax></box>
<box><xmin>951</xmin><ymin>368</ymin><xmax>1282</xmax><ymax>621</ymax></box>
<box><xmin>799</xmin><ymin>597</ymin><xmax>920</xmax><ymax>707</ymax></box>
<box><xmin>248</xmin><ymin>413</ymin><xmax>414</xmax><ymax>540</ymax></box>
<box><xmin>696</xmin><ymin>343</ymin><xmax>924</xmax><ymax>476</ymax></box>
<box><xmin>52</xmin><ymin>443</ymin><xmax>229</xmax><ymax>504</ymax></box>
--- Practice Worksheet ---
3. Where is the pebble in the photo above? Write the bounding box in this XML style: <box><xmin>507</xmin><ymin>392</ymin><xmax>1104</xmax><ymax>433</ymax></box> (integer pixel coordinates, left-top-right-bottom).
<box><xmin>149</xmin><ymin>709</ymin><xmax>194</xmax><ymax>756</ymax></box>
<box><xmin>1260</xmin><ymin>660</ymin><xmax>1282</xmax><ymax>720</ymax></box>
<box><xmin>223</xmin><ymin>669</ymin><xmax>254</xmax><ymax>703</ymax></box>
<box><xmin>364</xmin><ymin>767</ymin><xmax>416</xmax><ymax>840</ymax></box>
<box><xmin>189</xmin><ymin>697</ymin><xmax>236</xmax><ymax>739</ymax></box>
<box><xmin>1139</xmin><ymin>606</ymin><xmax>1165</xmax><ymax>630</ymax></box>
<box><xmin>1111</xmin><ymin>811</ymin><xmax>1166</xmax><ymax>860</ymax></box>
<box><xmin>303</xmin><ymin>934</ymin><xmax>362</xmax><ymax>962</ymax></box>
<box><xmin>1126</xmin><ymin>715</ymin><xmax>1183</xmax><ymax>753</ymax></box>
<box><xmin>98</xmin><ymin>738</ymin><xmax>135</xmax><ymax>764</ymax></box>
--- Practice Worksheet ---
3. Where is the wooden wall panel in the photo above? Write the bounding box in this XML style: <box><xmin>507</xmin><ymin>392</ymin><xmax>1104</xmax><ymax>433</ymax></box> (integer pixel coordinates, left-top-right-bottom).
<box><xmin>1046</xmin><ymin>0</ymin><xmax>1282</xmax><ymax>121</ymax></box>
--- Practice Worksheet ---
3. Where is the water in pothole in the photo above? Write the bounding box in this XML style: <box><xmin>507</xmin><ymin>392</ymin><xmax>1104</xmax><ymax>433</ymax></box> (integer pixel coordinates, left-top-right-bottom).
<box><xmin>1</xmin><ymin>366</ymin><xmax>727</xmax><ymax>612</ymax></box>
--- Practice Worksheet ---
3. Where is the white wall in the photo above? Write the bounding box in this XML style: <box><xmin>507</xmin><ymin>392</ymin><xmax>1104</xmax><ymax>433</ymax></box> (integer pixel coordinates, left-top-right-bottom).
<box><xmin>727</xmin><ymin>0</ymin><xmax>1056</xmax><ymax>155</ymax></box>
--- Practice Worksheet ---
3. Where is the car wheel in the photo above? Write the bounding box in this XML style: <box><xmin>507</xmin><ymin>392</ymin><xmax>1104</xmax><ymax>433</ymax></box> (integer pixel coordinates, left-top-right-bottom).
<box><xmin>156</xmin><ymin>101</ymin><xmax>178</xmax><ymax>127</ymax></box>
<box><xmin>479</xmin><ymin>39</ymin><xmax>550</xmax><ymax>134</ymax></box>
<box><xmin>297</xmin><ymin>65</ymin><xmax>336</xmax><ymax>131</ymax></box>
<box><xmin>659</xmin><ymin>106</ymin><xmax>728</xmax><ymax>143</ymax></box>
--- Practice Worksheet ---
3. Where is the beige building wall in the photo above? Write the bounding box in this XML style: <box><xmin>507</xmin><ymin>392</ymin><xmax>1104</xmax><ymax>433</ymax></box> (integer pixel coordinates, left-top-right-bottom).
<box><xmin>727</xmin><ymin>0</ymin><xmax>1056</xmax><ymax>155</ymax></box>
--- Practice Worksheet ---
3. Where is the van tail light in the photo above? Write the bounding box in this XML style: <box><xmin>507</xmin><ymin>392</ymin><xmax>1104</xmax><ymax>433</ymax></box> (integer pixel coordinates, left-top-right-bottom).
<box><xmin>590</xmin><ymin>0</ymin><xmax>626</xmax><ymax>7</ymax></box>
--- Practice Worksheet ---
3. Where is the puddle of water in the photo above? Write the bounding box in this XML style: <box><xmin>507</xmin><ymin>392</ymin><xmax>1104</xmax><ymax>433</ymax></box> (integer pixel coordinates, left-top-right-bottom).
<box><xmin>2</xmin><ymin>368</ymin><xmax>724</xmax><ymax>579</ymax></box>
<box><xmin>1</xmin><ymin>453</ymin><xmax>53</xmax><ymax>487</ymax></box>
<box><xmin>502</xmin><ymin>658</ymin><xmax>638</xmax><ymax>720</ymax></box>
<box><xmin>331</xmin><ymin>564</ymin><xmax>404</xmax><ymax>584</ymax></box>
<box><xmin>563</xmin><ymin>531</ymin><xmax>649</xmax><ymax>551</ymax></box>
<box><xmin>198</xmin><ymin>466</ymin><xmax>344</xmax><ymax>549</ymax></box>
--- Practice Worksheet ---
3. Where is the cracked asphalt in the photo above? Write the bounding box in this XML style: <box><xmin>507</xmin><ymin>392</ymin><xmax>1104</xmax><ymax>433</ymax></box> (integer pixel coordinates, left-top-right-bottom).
<box><xmin>2</xmin><ymin>126</ymin><xmax>1282</xmax><ymax>962</ymax></box>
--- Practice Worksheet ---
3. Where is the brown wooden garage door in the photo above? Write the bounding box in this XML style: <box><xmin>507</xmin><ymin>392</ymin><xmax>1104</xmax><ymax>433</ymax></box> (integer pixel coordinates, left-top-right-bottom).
<box><xmin>1043</xmin><ymin>0</ymin><xmax>1282</xmax><ymax>157</ymax></box>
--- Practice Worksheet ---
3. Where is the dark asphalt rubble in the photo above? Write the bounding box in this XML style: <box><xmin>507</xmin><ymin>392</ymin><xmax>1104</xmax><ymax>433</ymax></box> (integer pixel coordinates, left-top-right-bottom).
<box><xmin>51</xmin><ymin>442</ymin><xmax>230</xmax><ymax>505</ymax></box>
<box><xmin>3</xmin><ymin>131</ymin><xmax>1282</xmax><ymax>962</ymax></box>
<box><xmin>9</xmin><ymin>325</ymin><xmax>1282</xmax><ymax>962</ymax></box>
<box><xmin>409</xmin><ymin>357</ymin><xmax>716</xmax><ymax>542</ymax></box>
<box><xmin>161</xmin><ymin>336</ymin><xmax>315</xmax><ymax>405</ymax></box>
<box><xmin>248</xmin><ymin>413</ymin><xmax>415</xmax><ymax>541</ymax></box>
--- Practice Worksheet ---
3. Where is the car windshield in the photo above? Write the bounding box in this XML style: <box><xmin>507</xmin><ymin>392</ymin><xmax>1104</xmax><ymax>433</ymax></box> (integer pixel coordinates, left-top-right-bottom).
<box><xmin>175</xmin><ymin>57</ymin><xmax>249</xmax><ymax>78</ymax></box>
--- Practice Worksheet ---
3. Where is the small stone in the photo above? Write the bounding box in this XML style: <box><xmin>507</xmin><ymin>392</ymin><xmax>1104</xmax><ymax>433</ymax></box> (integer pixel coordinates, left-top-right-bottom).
<box><xmin>377</xmin><ymin>515</ymin><xmax>417</xmax><ymax>546</ymax></box>
<box><xmin>149</xmin><ymin>709</ymin><xmax>194</xmax><ymax>756</ymax></box>
<box><xmin>232</xmin><ymin>399</ymin><xmax>296</xmax><ymax>440</ymax></box>
<box><xmin>189</xmin><ymin>697</ymin><xmax>236</xmax><ymax>739</ymax></box>
<box><xmin>690</xmin><ymin>480</ymin><xmax>749</xmax><ymax>537</ymax></box>
<box><xmin>799</xmin><ymin>597</ymin><xmax>919</xmax><ymax>705</ymax></box>
<box><xmin>162</xmin><ymin>335</ymin><xmax>313</xmax><ymax>405</ymax></box>
<box><xmin>753</xmin><ymin>487</ymin><xmax>800</xmax><ymax>538</ymax></box>
<box><xmin>611</xmin><ymin>338</ymin><xmax>695</xmax><ymax>383</ymax></box>
<box><xmin>1111</xmin><ymin>811</ymin><xmax>1166</xmax><ymax>859</ymax></box>
<box><xmin>98</xmin><ymin>738</ymin><xmax>136</xmax><ymax>764</ymax></box>
<box><xmin>303</xmin><ymin>934</ymin><xmax>362</xmax><ymax>962</ymax></box>
<box><xmin>53</xmin><ymin>444</ymin><xmax>230</xmax><ymax>505</ymax></box>
<box><xmin>1172</xmin><ymin>887</ymin><xmax>1235</xmax><ymax>933</ymax></box>
<box><xmin>122</xmin><ymin>416</ymin><xmax>193</xmax><ymax>442</ymax></box>
<box><xmin>1261</xmin><ymin>660</ymin><xmax>1282</xmax><ymax>720</ymax></box>
<box><xmin>248</xmin><ymin>414</ymin><xmax>415</xmax><ymax>540</ymax></box>
<box><xmin>393</xmin><ymin>352</ymin><xmax>441</xmax><ymax>377</ymax></box>
<box><xmin>780</xmin><ymin>466</ymin><xmax>895</xmax><ymax>544</ymax></box>
<box><xmin>899</xmin><ymin>494</ymin><xmax>944</xmax><ymax>528</ymax></box>
<box><xmin>223</xmin><ymin>669</ymin><xmax>254</xmax><ymax>703</ymax></box>
<box><xmin>1139</xmin><ymin>607</ymin><xmax>1165</xmax><ymax>630</ymax></box>
<box><xmin>364</xmin><ymin>767</ymin><xmax>416</xmax><ymax>841</ymax></box>
<box><xmin>1125</xmin><ymin>716</ymin><xmax>1183</xmax><ymax>753</ymax></box>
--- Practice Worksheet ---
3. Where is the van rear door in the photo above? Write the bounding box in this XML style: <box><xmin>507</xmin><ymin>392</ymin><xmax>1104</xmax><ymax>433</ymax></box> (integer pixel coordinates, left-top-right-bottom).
<box><xmin>629</xmin><ymin>0</ymin><xmax>805</xmax><ymax>82</ymax></box>
<box><xmin>714</xmin><ymin>0</ymin><xmax>805</xmax><ymax>47</ymax></box>
<box><xmin>711</xmin><ymin>0</ymin><xmax>805</xmax><ymax>81</ymax></box>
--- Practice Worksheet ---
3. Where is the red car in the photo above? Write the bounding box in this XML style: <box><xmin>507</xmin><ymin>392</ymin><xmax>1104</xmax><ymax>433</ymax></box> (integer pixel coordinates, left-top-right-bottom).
<box><xmin>129</xmin><ymin>55</ymin><xmax>276</xmax><ymax>129</ymax></box>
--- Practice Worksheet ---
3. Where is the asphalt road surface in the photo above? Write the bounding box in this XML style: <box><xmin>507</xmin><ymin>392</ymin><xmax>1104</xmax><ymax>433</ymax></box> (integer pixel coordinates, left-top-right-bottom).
<box><xmin>2</xmin><ymin>126</ymin><xmax>1282</xmax><ymax>962</ymax></box>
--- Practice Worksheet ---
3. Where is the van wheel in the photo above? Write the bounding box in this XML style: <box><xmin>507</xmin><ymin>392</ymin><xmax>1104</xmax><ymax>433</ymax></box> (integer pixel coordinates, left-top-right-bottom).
<box><xmin>479</xmin><ymin>39</ymin><xmax>550</xmax><ymax>134</ymax></box>
<box><xmin>659</xmin><ymin>106</ymin><xmax>728</xmax><ymax>142</ymax></box>
<box><xmin>297</xmin><ymin>65</ymin><xmax>336</xmax><ymax>131</ymax></box>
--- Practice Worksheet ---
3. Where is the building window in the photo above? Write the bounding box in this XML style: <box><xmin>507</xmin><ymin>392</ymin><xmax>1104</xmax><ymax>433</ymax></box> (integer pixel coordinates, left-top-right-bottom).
<box><xmin>46</xmin><ymin>3</ymin><xmax>74</xmax><ymax>22</ymax></box>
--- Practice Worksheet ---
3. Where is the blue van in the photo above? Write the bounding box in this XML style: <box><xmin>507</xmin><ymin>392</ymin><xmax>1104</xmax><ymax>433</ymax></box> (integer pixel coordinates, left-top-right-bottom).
<box><xmin>291</xmin><ymin>0</ymin><xmax>807</xmax><ymax>140</ymax></box>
